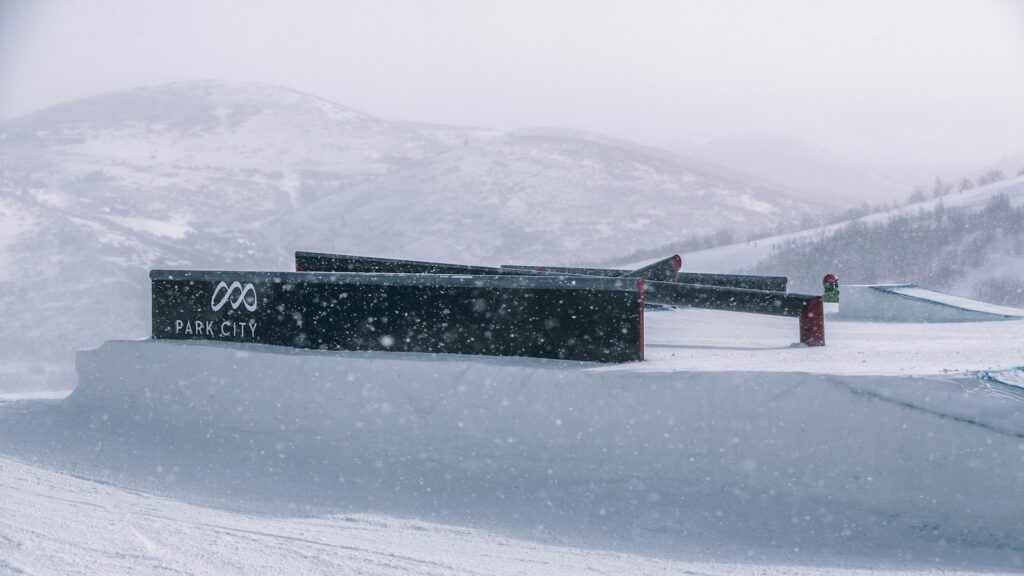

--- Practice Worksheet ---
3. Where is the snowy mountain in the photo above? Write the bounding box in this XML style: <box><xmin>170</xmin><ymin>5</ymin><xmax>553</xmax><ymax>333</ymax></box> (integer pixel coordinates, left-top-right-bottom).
<box><xmin>278</xmin><ymin>128</ymin><xmax>820</xmax><ymax>265</ymax></box>
<box><xmin>0</xmin><ymin>80</ymin><xmax>488</xmax><ymax>235</ymax></box>
<box><xmin>682</xmin><ymin>133</ymin><xmax>905</xmax><ymax>206</ymax></box>
<box><xmin>0</xmin><ymin>80</ymin><xmax>821</xmax><ymax>389</ymax></box>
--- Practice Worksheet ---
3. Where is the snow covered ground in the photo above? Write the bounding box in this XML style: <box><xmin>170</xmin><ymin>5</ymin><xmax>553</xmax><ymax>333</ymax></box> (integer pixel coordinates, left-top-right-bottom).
<box><xmin>1</xmin><ymin>309</ymin><xmax>1022</xmax><ymax>574</ymax></box>
<box><xmin>642</xmin><ymin>308</ymin><xmax>1024</xmax><ymax>375</ymax></box>
<box><xmin>0</xmin><ymin>452</ymin><xmax>1014</xmax><ymax>576</ymax></box>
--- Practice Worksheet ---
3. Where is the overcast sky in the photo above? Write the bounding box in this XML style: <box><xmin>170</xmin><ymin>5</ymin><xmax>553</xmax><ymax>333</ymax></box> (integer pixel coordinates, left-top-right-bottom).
<box><xmin>2</xmin><ymin>0</ymin><xmax>1022</xmax><ymax>175</ymax></box>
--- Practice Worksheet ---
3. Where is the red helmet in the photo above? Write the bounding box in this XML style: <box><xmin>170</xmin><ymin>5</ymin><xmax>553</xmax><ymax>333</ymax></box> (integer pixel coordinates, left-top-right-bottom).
<box><xmin>823</xmin><ymin>273</ymin><xmax>839</xmax><ymax>284</ymax></box>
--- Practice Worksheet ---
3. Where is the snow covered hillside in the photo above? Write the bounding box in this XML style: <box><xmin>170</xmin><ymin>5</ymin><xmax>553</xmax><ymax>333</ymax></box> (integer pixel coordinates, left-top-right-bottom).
<box><xmin>0</xmin><ymin>80</ymin><xmax>819</xmax><ymax>390</ymax></box>
<box><xmin>279</xmin><ymin>128</ymin><xmax>818</xmax><ymax>265</ymax></box>
<box><xmin>671</xmin><ymin>174</ymin><xmax>1024</xmax><ymax>302</ymax></box>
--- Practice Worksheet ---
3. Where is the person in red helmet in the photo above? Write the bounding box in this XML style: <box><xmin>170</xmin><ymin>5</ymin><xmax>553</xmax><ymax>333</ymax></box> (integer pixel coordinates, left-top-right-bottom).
<box><xmin>823</xmin><ymin>273</ymin><xmax>839</xmax><ymax>314</ymax></box>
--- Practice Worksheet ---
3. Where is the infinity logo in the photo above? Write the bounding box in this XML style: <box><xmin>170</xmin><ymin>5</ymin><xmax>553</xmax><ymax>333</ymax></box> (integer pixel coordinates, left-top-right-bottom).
<box><xmin>211</xmin><ymin>281</ymin><xmax>258</xmax><ymax>312</ymax></box>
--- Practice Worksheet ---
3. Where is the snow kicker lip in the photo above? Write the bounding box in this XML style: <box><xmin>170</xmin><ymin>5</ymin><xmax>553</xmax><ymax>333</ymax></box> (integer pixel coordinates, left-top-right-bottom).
<box><xmin>150</xmin><ymin>269</ymin><xmax>645</xmax><ymax>363</ymax></box>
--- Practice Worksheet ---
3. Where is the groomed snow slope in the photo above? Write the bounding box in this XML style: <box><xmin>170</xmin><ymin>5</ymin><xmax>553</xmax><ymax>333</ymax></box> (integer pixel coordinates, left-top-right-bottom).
<box><xmin>1</xmin><ymin>309</ymin><xmax>1023</xmax><ymax>573</ymax></box>
<box><xmin>834</xmin><ymin>285</ymin><xmax>1024</xmax><ymax>323</ymax></box>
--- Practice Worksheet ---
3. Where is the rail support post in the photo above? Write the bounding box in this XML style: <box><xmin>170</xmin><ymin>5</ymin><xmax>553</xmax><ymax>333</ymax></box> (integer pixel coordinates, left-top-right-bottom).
<box><xmin>799</xmin><ymin>297</ymin><xmax>826</xmax><ymax>346</ymax></box>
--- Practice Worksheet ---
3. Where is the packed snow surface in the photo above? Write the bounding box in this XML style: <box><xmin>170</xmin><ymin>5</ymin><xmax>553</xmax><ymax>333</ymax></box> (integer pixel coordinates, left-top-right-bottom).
<box><xmin>1</xmin><ymin>309</ymin><xmax>1023</xmax><ymax>574</ymax></box>
<box><xmin>642</xmin><ymin>309</ymin><xmax>1024</xmax><ymax>375</ymax></box>
<box><xmin>0</xmin><ymin>452</ymin><xmax>1016</xmax><ymax>576</ymax></box>
<box><xmin>885</xmin><ymin>285</ymin><xmax>1024</xmax><ymax>317</ymax></box>
<box><xmin>829</xmin><ymin>285</ymin><xmax>1024</xmax><ymax>323</ymax></box>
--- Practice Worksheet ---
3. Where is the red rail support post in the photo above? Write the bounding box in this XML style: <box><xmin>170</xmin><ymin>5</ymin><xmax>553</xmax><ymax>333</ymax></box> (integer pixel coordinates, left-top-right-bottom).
<box><xmin>799</xmin><ymin>297</ymin><xmax>825</xmax><ymax>346</ymax></box>
<box><xmin>637</xmin><ymin>277</ymin><xmax>646</xmax><ymax>361</ymax></box>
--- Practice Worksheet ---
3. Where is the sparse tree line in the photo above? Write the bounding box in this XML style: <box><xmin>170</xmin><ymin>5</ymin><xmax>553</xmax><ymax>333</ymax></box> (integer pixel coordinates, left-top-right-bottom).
<box><xmin>753</xmin><ymin>194</ymin><xmax>1024</xmax><ymax>306</ymax></box>
<box><xmin>906</xmin><ymin>167</ymin><xmax>1016</xmax><ymax>204</ymax></box>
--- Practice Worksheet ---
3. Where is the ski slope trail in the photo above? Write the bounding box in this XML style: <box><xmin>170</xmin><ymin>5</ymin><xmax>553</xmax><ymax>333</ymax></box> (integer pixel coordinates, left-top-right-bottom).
<box><xmin>0</xmin><ymin>310</ymin><xmax>1022</xmax><ymax>573</ymax></box>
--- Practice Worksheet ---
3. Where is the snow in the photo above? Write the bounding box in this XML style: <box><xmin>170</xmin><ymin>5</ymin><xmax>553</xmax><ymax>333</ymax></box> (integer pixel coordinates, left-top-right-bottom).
<box><xmin>0</xmin><ymin>309</ymin><xmax>1023</xmax><ymax>573</ymax></box>
<box><xmin>885</xmin><ymin>285</ymin><xmax>1024</xmax><ymax>317</ymax></box>
<box><xmin>679</xmin><ymin>175</ymin><xmax>1024</xmax><ymax>273</ymax></box>
<box><xmin>280</xmin><ymin>130</ymin><xmax>818</xmax><ymax>267</ymax></box>
<box><xmin>831</xmin><ymin>285</ymin><xmax>1024</xmax><ymax>323</ymax></box>
<box><xmin>0</xmin><ymin>197</ymin><xmax>37</xmax><ymax>281</ymax></box>
<box><xmin>640</xmin><ymin>308</ymin><xmax>1024</xmax><ymax>376</ymax></box>
<box><xmin>985</xmin><ymin>367</ymin><xmax>1024</xmax><ymax>391</ymax></box>
<box><xmin>106</xmin><ymin>215</ymin><xmax>193</xmax><ymax>239</ymax></box>
<box><xmin>2</xmin><ymin>455</ymin><xmax>1012</xmax><ymax>576</ymax></box>
<box><xmin>0</xmin><ymin>390</ymin><xmax>68</xmax><ymax>403</ymax></box>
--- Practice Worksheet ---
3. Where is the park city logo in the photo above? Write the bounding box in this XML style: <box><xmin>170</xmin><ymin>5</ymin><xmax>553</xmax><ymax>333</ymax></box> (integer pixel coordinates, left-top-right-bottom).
<box><xmin>211</xmin><ymin>281</ymin><xmax>258</xmax><ymax>312</ymax></box>
<box><xmin>174</xmin><ymin>280</ymin><xmax>260</xmax><ymax>339</ymax></box>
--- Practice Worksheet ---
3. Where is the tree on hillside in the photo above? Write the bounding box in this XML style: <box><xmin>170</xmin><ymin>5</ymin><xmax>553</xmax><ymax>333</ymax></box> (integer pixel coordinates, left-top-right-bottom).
<box><xmin>932</xmin><ymin>176</ymin><xmax>951</xmax><ymax>198</ymax></box>
<box><xmin>753</xmin><ymin>194</ymin><xmax>1024</xmax><ymax>306</ymax></box>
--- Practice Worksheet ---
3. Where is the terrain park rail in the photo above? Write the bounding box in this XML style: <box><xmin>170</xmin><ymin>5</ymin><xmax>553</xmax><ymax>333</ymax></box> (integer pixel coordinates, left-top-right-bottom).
<box><xmin>147</xmin><ymin>253</ymin><xmax>822</xmax><ymax>363</ymax></box>
<box><xmin>500</xmin><ymin>264</ymin><xmax>787</xmax><ymax>292</ymax></box>
<box><xmin>296</xmin><ymin>251</ymin><xmax>785</xmax><ymax>290</ymax></box>
<box><xmin>292</xmin><ymin>252</ymin><xmax>824</xmax><ymax>348</ymax></box>
<box><xmin>294</xmin><ymin>251</ymin><xmax>683</xmax><ymax>281</ymax></box>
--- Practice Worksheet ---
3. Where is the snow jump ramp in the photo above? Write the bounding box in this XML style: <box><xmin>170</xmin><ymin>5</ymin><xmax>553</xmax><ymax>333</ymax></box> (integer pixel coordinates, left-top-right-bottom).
<box><xmin>68</xmin><ymin>336</ymin><xmax>1024</xmax><ymax>558</ymax></box>
<box><xmin>837</xmin><ymin>284</ymin><xmax>1024</xmax><ymax>322</ymax></box>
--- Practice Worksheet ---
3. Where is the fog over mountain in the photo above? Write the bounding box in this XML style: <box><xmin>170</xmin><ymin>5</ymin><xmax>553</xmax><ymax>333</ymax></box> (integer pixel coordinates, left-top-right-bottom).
<box><xmin>0</xmin><ymin>80</ymin><xmax>825</xmax><ymax>388</ymax></box>
<box><xmin>682</xmin><ymin>133</ymin><xmax>906</xmax><ymax>207</ymax></box>
<box><xmin>986</xmin><ymin>149</ymin><xmax>1024</xmax><ymax>181</ymax></box>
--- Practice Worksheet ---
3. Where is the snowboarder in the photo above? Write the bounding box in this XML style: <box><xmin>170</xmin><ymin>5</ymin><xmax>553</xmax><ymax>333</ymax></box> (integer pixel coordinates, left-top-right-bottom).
<box><xmin>823</xmin><ymin>273</ymin><xmax>839</xmax><ymax>314</ymax></box>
